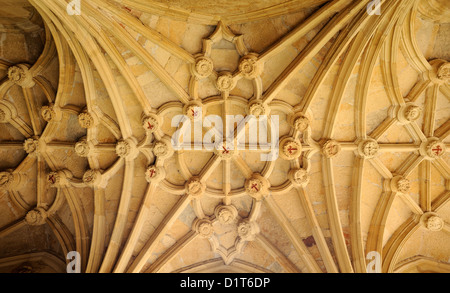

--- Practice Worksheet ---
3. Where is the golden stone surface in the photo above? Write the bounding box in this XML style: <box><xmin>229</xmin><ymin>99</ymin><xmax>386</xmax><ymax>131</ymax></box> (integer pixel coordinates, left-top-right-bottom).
<box><xmin>0</xmin><ymin>0</ymin><xmax>448</xmax><ymax>274</ymax></box>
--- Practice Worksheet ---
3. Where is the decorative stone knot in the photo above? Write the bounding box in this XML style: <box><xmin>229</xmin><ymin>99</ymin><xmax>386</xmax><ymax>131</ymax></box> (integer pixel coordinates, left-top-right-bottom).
<box><xmin>116</xmin><ymin>141</ymin><xmax>130</xmax><ymax>157</ymax></box>
<box><xmin>397</xmin><ymin>178</ymin><xmax>410</xmax><ymax>193</ymax></box>
<box><xmin>248</xmin><ymin>101</ymin><xmax>269</xmax><ymax>117</ymax></box>
<box><xmin>216</xmin><ymin>72</ymin><xmax>236</xmax><ymax>92</ymax></box>
<box><xmin>279</xmin><ymin>137</ymin><xmax>302</xmax><ymax>160</ymax></box>
<box><xmin>404</xmin><ymin>105</ymin><xmax>422</xmax><ymax>122</ymax></box>
<box><xmin>214</xmin><ymin>141</ymin><xmax>236</xmax><ymax>159</ymax></box>
<box><xmin>41</xmin><ymin>105</ymin><xmax>56</xmax><ymax>122</ymax></box>
<box><xmin>237</xmin><ymin>220</ymin><xmax>259</xmax><ymax>241</ymax></box>
<box><xmin>289</xmin><ymin>168</ymin><xmax>310</xmax><ymax>187</ymax></box>
<box><xmin>192</xmin><ymin>56</ymin><xmax>214</xmax><ymax>79</ymax></box>
<box><xmin>391</xmin><ymin>176</ymin><xmax>411</xmax><ymax>193</ymax></box>
<box><xmin>0</xmin><ymin>171</ymin><xmax>14</xmax><ymax>189</ymax></box>
<box><xmin>194</xmin><ymin>218</ymin><xmax>214</xmax><ymax>238</ymax></box>
<box><xmin>239</xmin><ymin>54</ymin><xmax>261</xmax><ymax>79</ymax></box>
<box><xmin>427</xmin><ymin>59</ymin><xmax>450</xmax><ymax>84</ymax></box>
<box><xmin>82</xmin><ymin>169</ymin><xmax>103</xmax><ymax>187</ymax></box>
<box><xmin>214</xmin><ymin>205</ymin><xmax>238</xmax><ymax>225</ymax></box>
<box><xmin>426</xmin><ymin>216</ymin><xmax>444</xmax><ymax>232</ymax></box>
<box><xmin>47</xmin><ymin>170</ymin><xmax>73</xmax><ymax>188</ymax></box>
<box><xmin>47</xmin><ymin>172</ymin><xmax>60</xmax><ymax>186</ymax></box>
<box><xmin>25</xmin><ymin>207</ymin><xmax>47</xmax><ymax>226</ymax></box>
<box><xmin>358</xmin><ymin>139</ymin><xmax>379</xmax><ymax>159</ymax></box>
<box><xmin>437</xmin><ymin>62</ymin><xmax>450</xmax><ymax>82</ymax></box>
<box><xmin>145</xmin><ymin>165</ymin><xmax>165</xmax><ymax>183</ymax></box>
<box><xmin>185</xmin><ymin>177</ymin><xmax>206</xmax><ymax>198</ymax></box>
<box><xmin>78</xmin><ymin>112</ymin><xmax>95</xmax><ymax>129</ymax></box>
<box><xmin>153</xmin><ymin>140</ymin><xmax>173</xmax><ymax>159</ymax></box>
<box><xmin>115</xmin><ymin>138</ymin><xmax>138</xmax><ymax>159</ymax></box>
<box><xmin>74</xmin><ymin>138</ymin><xmax>92</xmax><ymax>158</ymax></box>
<box><xmin>8</xmin><ymin>64</ymin><xmax>35</xmax><ymax>88</ymax></box>
<box><xmin>23</xmin><ymin>138</ymin><xmax>40</xmax><ymax>156</ymax></box>
<box><xmin>321</xmin><ymin>139</ymin><xmax>341</xmax><ymax>158</ymax></box>
<box><xmin>426</xmin><ymin>140</ymin><xmax>446</xmax><ymax>159</ymax></box>
<box><xmin>185</xmin><ymin>104</ymin><xmax>203</xmax><ymax>121</ymax></box>
<box><xmin>396</xmin><ymin>103</ymin><xmax>422</xmax><ymax>124</ymax></box>
<box><xmin>142</xmin><ymin>114</ymin><xmax>160</xmax><ymax>133</ymax></box>
<box><xmin>244</xmin><ymin>174</ymin><xmax>269</xmax><ymax>200</ymax></box>
<box><xmin>293</xmin><ymin>116</ymin><xmax>310</xmax><ymax>132</ymax></box>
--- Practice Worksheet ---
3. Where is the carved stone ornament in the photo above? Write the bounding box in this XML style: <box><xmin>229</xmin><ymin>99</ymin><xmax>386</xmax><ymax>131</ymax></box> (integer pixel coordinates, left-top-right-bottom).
<box><xmin>142</xmin><ymin>114</ymin><xmax>159</xmax><ymax>133</ymax></box>
<box><xmin>78</xmin><ymin>112</ymin><xmax>95</xmax><ymax>129</ymax></box>
<box><xmin>248</xmin><ymin>101</ymin><xmax>268</xmax><ymax>117</ymax></box>
<box><xmin>194</xmin><ymin>218</ymin><xmax>214</xmax><ymax>238</ymax></box>
<box><xmin>216</xmin><ymin>72</ymin><xmax>236</xmax><ymax>92</ymax></box>
<box><xmin>186</xmin><ymin>104</ymin><xmax>203</xmax><ymax>121</ymax></box>
<box><xmin>289</xmin><ymin>168</ymin><xmax>310</xmax><ymax>187</ymax></box>
<box><xmin>280</xmin><ymin>138</ymin><xmax>302</xmax><ymax>160</ymax></box>
<box><xmin>23</xmin><ymin>138</ymin><xmax>39</xmax><ymax>156</ymax></box>
<box><xmin>404</xmin><ymin>105</ymin><xmax>422</xmax><ymax>122</ymax></box>
<box><xmin>145</xmin><ymin>165</ymin><xmax>165</xmax><ymax>183</ymax></box>
<box><xmin>41</xmin><ymin>105</ymin><xmax>56</xmax><ymax>122</ymax></box>
<box><xmin>47</xmin><ymin>170</ymin><xmax>73</xmax><ymax>187</ymax></box>
<box><xmin>358</xmin><ymin>139</ymin><xmax>379</xmax><ymax>159</ymax></box>
<box><xmin>427</xmin><ymin>59</ymin><xmax>450</xmax><ymax>84</ymax></box>
<box><xmin>47</xmin><ymin>172</ymin><xmax>60</xmax><ymax>186</ymax></box>
<box><xmin>237</xmin><ymin>220</ymin><xmax>259</xmax><ymax>241</ymax></box>
<box><xmin>83</xmin><ymin>169</ymin><xmax>102</xmax><ymax>186</ymax></box>
<box><xmin>192</xmin><ymin>56</ymin><xmax>214</xmax><ymax>79</ymax></box>
<box><xmin>214</xmin><ymin>205</ymin><xmax>238</xmax><ymax>225</ymax></box>
<box><xmin>25</xmin><ymin>207</ymin><xmax>47</xmax><ymax>226</ymax></box>
<box><xmin>426</xmin><ymin>140</ymin><xmax>446</xmax><ymax>159</ymax></box>
<box><xmin>185</xmin><ymin>177</ymin><xmax>206</xmax><ymax>198</ymax></box>
<box><xmin>239</xmin><ymin>54</ymin><xmax>261</xmax><ymax>79</ymax></box>
<box><xmin>244</xmin><ymin>174</ymin><xmax>269</xmax><ymax>200</ymax></box>
<box><xmin>426</xmin><ymin>216</ymin><xmax>444</xmax><ymax>232</ymax></box>
<box><xmin>293</xmin><ymin>116</ymin><xmax>310</xmax><ymax>132</ymax></box>
<box><xmin>214</xmin><ymin>141</ymin><xmax>236</xmax><ymax>159</ymax></box>
<box><xmin>0</xmin><ymin>171</ymin><xmax>14</xmax><ymax>189</ymax></box>
<box><xmin>322</xmin><ymin>139</ymin><xmax>341</xmax><ymax>158</ymax></box>
<box><xmin>116</xmin><ymin>139</ymin><xmax>138</xmax><ymax>159</ymax></box>
<box><xmin>7</xmin><ymin>64</ymin><xmax>35</xmax><ymax>88</ymax></box>
<box><xmin>153</xmin><ymin>141</ymin><xmax>170</xmax><ymax>158</ymax></box>
<box><xmin>396</xmin><ymin>177</ymin><xmax>410</xmax><ymax>193</ymax></box>
<box><xmin>75</xmin><ymin>140</ymin><xmax>91</xmax><ymax>157</ymax></box>
<box><xmin>437</xmin><ymin>62</ymin><xmax>450</xmax><ymax>82</ymax></box>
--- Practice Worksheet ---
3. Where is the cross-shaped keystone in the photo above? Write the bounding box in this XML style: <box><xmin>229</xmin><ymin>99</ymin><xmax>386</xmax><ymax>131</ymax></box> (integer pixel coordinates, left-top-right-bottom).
<box><xmin>432</xmin><ymin>145</ymin><xmax>443</xmax><ymax>156</ymax></box>
<box><xmin>222</xmin><ymin>146</ymin><xmax>230</xmax><ymax>154</ymax></box>
<box><xmin>287</xmin><ymin>146</ymin><xmax>298</xmax><ymax>154</ymax></box>
<box><xmin>251</xmin><ymin>183</ymin><xmax>259</xmax><ymax>192</ymax></box>
<box><xmin>48</xmin><ymin>175</ymin><xmax>56</xmax><ymax>184</ymax></box>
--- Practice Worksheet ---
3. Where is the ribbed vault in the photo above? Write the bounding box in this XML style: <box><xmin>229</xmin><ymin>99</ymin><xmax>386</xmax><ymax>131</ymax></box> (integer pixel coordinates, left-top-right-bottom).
<box><xmin>0</xmin><ymin>0</ymin><xmax>449</xmax><ymax>273</ymax></box>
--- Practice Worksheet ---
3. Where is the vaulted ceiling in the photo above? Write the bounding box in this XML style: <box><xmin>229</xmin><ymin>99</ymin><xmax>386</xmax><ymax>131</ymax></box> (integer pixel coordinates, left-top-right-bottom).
<box><xmin>0</xmin><ymin>0</ymin><xmax>449</xmax><ymax>273</ymax></box>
